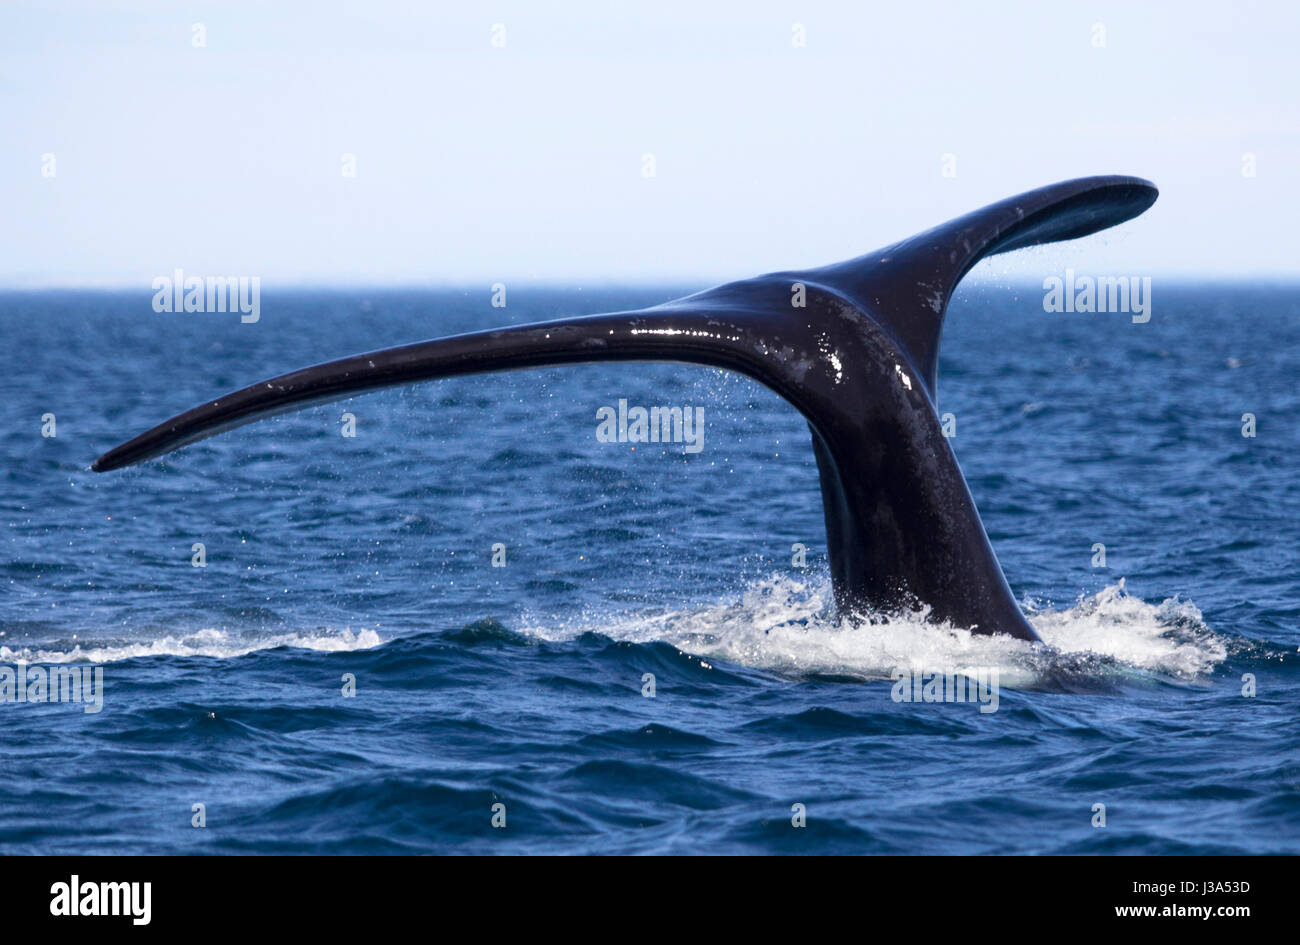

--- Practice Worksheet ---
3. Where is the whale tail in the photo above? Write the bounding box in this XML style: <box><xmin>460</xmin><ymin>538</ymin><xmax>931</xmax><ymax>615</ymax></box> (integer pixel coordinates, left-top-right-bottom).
<box><xmin>93</xmin><ymin>176</ymin><xmax>1158</xmax><ymax>641</ymax></box>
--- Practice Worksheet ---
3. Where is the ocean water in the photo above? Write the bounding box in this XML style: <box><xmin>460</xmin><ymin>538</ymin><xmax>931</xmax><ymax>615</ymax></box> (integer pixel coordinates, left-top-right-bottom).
<box><xmin>2</xmin><ymin>281</ymin><xmax>1298</xmax><ymax>855</ymax></box>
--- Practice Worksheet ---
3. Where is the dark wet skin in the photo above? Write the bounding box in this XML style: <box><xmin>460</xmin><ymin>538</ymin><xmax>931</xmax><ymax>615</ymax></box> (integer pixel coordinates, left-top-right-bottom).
<box><xmin>94</xmin><ymin>176</ymin><xmax>1158</xmax><ymax>642</ymax></box>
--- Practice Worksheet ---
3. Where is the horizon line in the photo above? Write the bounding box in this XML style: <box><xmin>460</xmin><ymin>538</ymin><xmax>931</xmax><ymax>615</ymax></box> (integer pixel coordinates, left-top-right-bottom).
<box><xmin>1</xmin><ymin>271</ymin><xmax>1298</xmax><ymax>293</ymax></box>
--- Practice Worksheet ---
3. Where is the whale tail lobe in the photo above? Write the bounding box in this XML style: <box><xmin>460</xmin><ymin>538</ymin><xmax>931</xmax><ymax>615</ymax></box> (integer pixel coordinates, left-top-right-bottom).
<box><xmin>802</xmin><ymin>175</ymin><xmax>1158</xmax><ymax>397</ymax></box>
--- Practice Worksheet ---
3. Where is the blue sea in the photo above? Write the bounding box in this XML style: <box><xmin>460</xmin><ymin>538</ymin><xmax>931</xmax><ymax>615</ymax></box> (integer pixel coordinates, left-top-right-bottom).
<box><xmin>2</xmin><ymin>283</ymin><xmax>1298</xmax><ymax>855</ymax></box>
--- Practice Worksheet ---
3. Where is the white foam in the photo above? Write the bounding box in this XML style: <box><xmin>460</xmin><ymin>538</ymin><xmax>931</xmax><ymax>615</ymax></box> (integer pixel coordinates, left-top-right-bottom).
<box><xmin>520</xmin><ymin>575</ymin><xmax>1228</xmax><ymax>687</ymax></box>
<box><xmin>0</xmin><ymin>627</ymin><xmax>382</xmax><ymax>664</ymax></box>
<box><xmin>1028</xmin><ymin>579</ymin><xmax>1224</xmax><ymax>678</ymax></box>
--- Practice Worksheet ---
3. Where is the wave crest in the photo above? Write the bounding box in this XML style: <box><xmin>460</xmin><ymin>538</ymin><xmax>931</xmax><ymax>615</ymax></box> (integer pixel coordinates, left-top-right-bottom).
<box><xmin>0</xmin><ymin>627</ymin><xmax>382</xmax><ymax>664</ymax></box>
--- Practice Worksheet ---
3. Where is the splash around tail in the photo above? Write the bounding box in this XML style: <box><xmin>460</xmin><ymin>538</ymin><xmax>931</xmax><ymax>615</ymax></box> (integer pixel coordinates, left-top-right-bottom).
<box><xmin>520</xmin><ymin>574</ymin><xmax>1231</xmax><ymax>691</ymax></box>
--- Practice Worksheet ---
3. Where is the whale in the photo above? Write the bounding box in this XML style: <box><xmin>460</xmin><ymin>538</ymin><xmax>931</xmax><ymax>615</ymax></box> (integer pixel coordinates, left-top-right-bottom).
<box><xmin>93</xmin><ymin>175</ymin><xmax>1158</xmax><ymax>641</ymax></box>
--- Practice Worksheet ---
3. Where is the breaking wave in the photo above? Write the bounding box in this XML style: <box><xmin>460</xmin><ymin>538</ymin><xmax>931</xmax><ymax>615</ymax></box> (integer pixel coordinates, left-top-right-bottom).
<box><xmin>0</xmin><ymin>626</ymin><xmax>383</xmax><ymax>664</ymax></box>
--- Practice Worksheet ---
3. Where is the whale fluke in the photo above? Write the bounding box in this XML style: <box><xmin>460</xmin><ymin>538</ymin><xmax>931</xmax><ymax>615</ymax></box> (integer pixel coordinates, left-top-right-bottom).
<box><xmin>94</xmin><ymin>176</ymin><xmax>1158</xmax><ymax>640</ymax></box>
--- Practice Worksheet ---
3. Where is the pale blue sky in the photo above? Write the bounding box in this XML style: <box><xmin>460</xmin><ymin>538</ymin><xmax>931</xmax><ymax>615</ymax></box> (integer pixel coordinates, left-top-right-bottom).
<box><xmin>3</xmin><ymin>1</ymin><xmax>1297</xmax><ymax>286</ymax></box>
